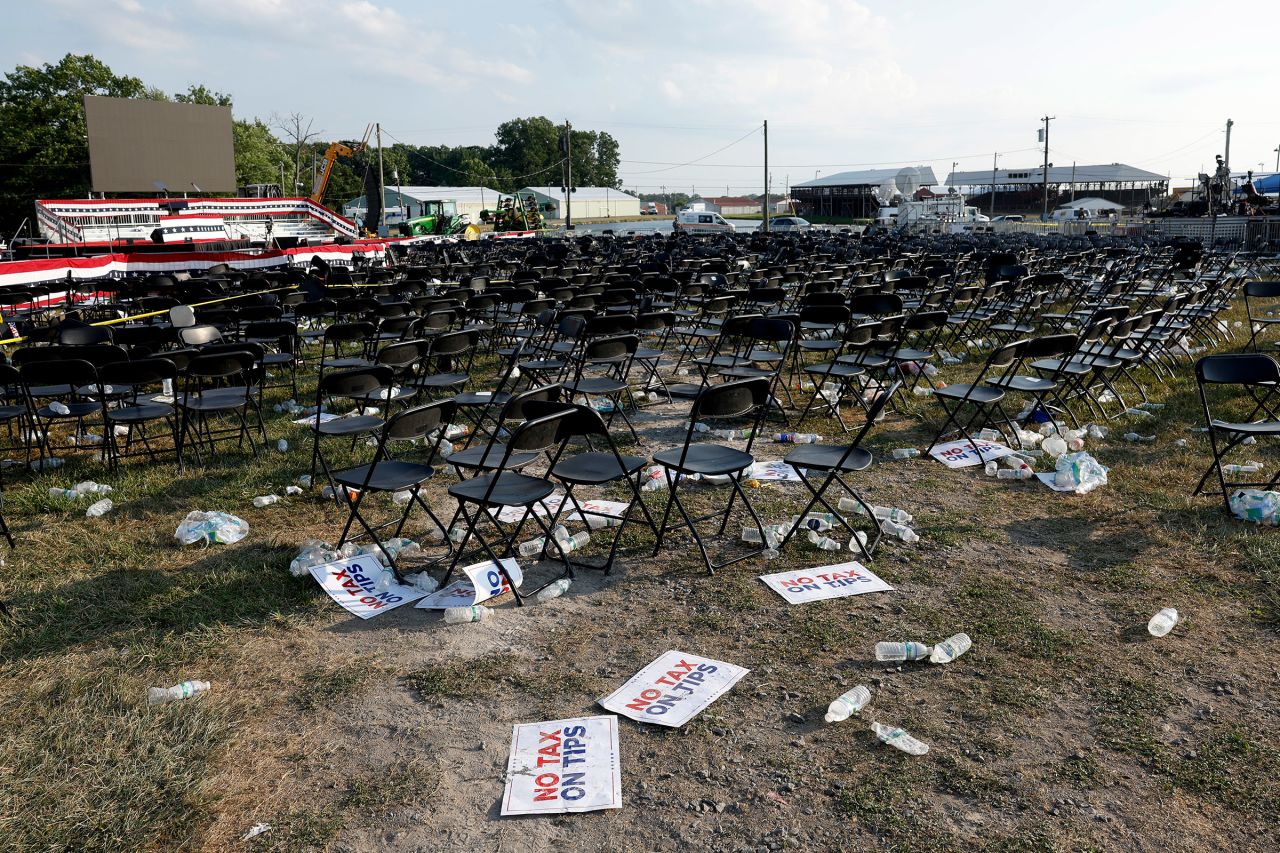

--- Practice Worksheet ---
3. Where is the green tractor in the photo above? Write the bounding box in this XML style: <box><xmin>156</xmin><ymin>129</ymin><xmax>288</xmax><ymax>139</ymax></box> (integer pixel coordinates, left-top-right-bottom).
<box><xmin>403</xmin><ymin>200</ymin><xmax>476</xmax><ymax>237</ymax></box>
<box><xmin>481</xmin><ymin>193</ymin><xmax>550</xmax><ymax>232</ymax></box>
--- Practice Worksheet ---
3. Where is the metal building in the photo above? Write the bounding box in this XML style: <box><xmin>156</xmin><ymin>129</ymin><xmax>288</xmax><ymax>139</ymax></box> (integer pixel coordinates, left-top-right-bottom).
<box><xmin>342</xmin><ymin>186</ymin><xmax>508</xmax><ymax>225</ymax></box>
<box><xmin>520</xmin><ymin>186</ymin><xmax>640</xmax><ymax>220</ymax></box>
<box><xmin>792</xmin><ymin>166</ymin><xmax>938</xmax><ymax>219</ymax></box>
<box><xmin>945</xmin><ymin>163</ymin><xmax>1167</xmax><ymax>213</ymax></box>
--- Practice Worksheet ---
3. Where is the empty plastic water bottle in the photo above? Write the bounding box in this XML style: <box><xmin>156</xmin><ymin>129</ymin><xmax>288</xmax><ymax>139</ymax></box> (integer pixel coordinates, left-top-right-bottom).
<box><xmin>891</xmin><ymin>448</ymin><xmax>920</xmax><ymax>460</ymax></box>
<box><xmin>1041</xmin><ymin>434</ymin><xmax>1068</xmax><ymax>457</ymax></box>
<box><xmin>775</xmin><ymin>433</ymin><xmax>820</xmax><ymax>444</ymax></box>
<box><xmin>277</xmin><ymin>439</ymin><xmax>288</xmax><ymax>453</ymax></box>
<box><xmin>875</xmin><ymin>641</ymin><xmax>931</xmax><ymax>662</ymax></box>
<box><xmin>881</xmin><ymin>520</ymin><xmax>919</xmax><ymax>544</ymax></box>
<box><xmin>49</xmin><ymin>401</ymin><xmax>71</xmax><ymax>415</ymax></box>
<box><xmin>1147</xmin><ymin>607</ymin><xmax>1179</xmax><ymax>637</ymax></box>
<box><xmin>253</xmin><ymin>495</ymin><xmax>280</xmax><ymax>508</ymax></box>
<box><xmin>1087</xmin><ymin>424</ymin><xmax>1109</xmax><ymax>439</ymax></box>
<box><xmin>824</xmin><ymin>685</ymin><xmax>872</xmax><ymax>723</ymax></box>
<box><xmin>75</xmin><ymin>481</ymin><xmax>112</xmax><ymax>495</ymax></box>
<box><xmin>556</xmin><ymin>531</ymin><xmax>591</xmax><ymax>553</ymax></box>
<box><xmin>147</xmin><ymin>680</ymin><xmax>210</xmax><ymax>705</ymax></box>
<box><xmin>911</xmin><ymin>386</ymin><xmax>934</xmax><ymax>397</ymax></box>
<box><xmin>984</xmin><ymin>460</ymin><xmax>998</xmax><ymax>477</ymax></box>
<box><xmin>518</xmin><ymin>535</ymin><xmax>552</xmax><ymax>557</ymax></box>
<box><xmin>584</xmin><ymin>514</ymin><xmax>623</xmax><ymax>530</ymax></box>
<box><xmin>930</xmin><ymin>633</ymin><xmax>972</xmax><ymax>664</ymax></box>
<box><xmin>1123</xmin><ymin>408</ymin><xmax>1155</xmax><ymax>420</ymax></box>
<box><xmin>534</xmin><ymin>578</ymin><xmax>572</xmax><ymax>604</ymax></box>
<box><xmin>872</xmin><ymin>722</ymin><xmax>930</xmax><ymax>755</ymax></box>
<box><xmin>742</xmin><ymin>524</ymin><xmax>788</xmax><ymax>547</ymax></box>
<box><xmin>49</xmin><ymin>487</ymin><xmax>78</xmax><ymax>499</ymax></box>
<box><xmin>1222</xmin><ymin>462</ymin><xmax>1263</xmax><ymax>475</ymax></box>
<box><xmin>85</xmin><ymin>498</ymin><xmax>113</xmax><ymax>517</ymax></box>
<box><xmin>807</xmin><ymin>529</ymin><xmax>843</xmax><ymax>551</ymax></box>
<box><xmin>1137</xmin><ymin>402</ymin><xmax>1164</xmax><ymax>411</ymax></box>
<box><xmin>284</xmin><ymin>485</ymin><xmax>303</xmax><ymax>496</ymax></box>
<box><xmin>973</xmin><ymin>428</ymin><xmax>1003</xmax><ymax>442</ymax></box>
<box><xmin>443</xmin><ymin>605</ymin><xmax>492</xmax><ymax>624</ymax></box>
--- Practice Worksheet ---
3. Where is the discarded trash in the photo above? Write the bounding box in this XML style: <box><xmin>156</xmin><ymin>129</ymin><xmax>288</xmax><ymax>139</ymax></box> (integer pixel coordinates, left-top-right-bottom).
<box><xmin>807</xmin><ymin>528</ymin><xmax>843</xmax><ymax>551</ymax></box>
<box><xmin>1086</xmin><ymin>424</ymin><xmax>1109</xmax><ymax>439</ymax></box>
<box><xmin>929</xmin><ymin>633</ymin><xmax>972</xmax><ymax>664</ymax></box>
<box><xmin>1147</xmin><ymin>607</ymin><xmax>1179</xmax><ymax>637</ymax></box>
<box><xmin>880</xmin><ymin>520</ymin><xmax>920</xmax><ymax>543</ymax></box>
<box><xmin>872</xmin><ymin>722</ymin><xmax>930</xmax><ymax>755</ymax></box>
<box><xmin>1229</xmin><ymin>489</ymin><xmax>1280</xmax><ymax>524</ymax></box>
<box><xmin>277</xmin><ymin>439</ymin><xmax>289</xmax><ymax>453</ymax></box>
<box><xmin>400</xmin><ymin>571</ymin><xmax>440</xmax><ymax>593</ymax></box>
<box><xmin>175</xmin><ymin>511</ymin><xmax>249</xmax><ymax>545</ymax></box>
<box><xmin>874</xmin><ymin>641</ymin><xmax>931</xmax><ymax>662</ymax></box>
<box><xmin>284</xmin><ymin>485</ymin><xmax>303</xmax><ymax>496</ymax></box>
<box><xmin>534</xmin><ymin>578</ymin><xmax>573</xmax><ymax>604</ymax></box>
<box><xmin>1052</xmin><ymin>452</ymin><xmax>1108</xmax><ymax>495</ymax></box>
<box><xmin>1122</xmin><ymin>433</ymin><xmax>1156</xmax><ymax>443</ymax></box>
<box><xmin>85</xmin><ymin>498</ymin><xmax>113</xmax><ymax>517</ymax></box>
<box><xmin>774</xmin><ymin>433</ymin><xmax>819</xmax><ymax>444</ymax></box>
<box><xmin>1222</xmin><ymin>462</ymin><xmax>1263</xmax><ymax>475</ymax></box>
<box><xmin>1123</xmin><ymin>408</ymin><xmax>1155</xmax><ymax>420</ymax></box>
<box><xmin>252</xmin><ymin>495</ymin><xmax>280</xmax><ymax>508</ymax></box>
<box><xmin>391</xmin><ymin>489</ymin><xmax>413</xmax><ymax>505</ymax></box>
<box><xmin>1173</xmin><ymin>439</ymin><xmax>1188</xmax><ymax>448</ymax></box>
<box><xmin>289</xmin><ymin>539</ymin><xmax>342</xmax><ymax>576</ymax></box>
<box><xmin>49</xmin><ymin>401</ymin><xmax>71</xmax><ymax>415</ymax></box>
<box><xmin>973</xmin><ymin>428</ymin><xmax>1003</xmax><ymax>443</ymax></box>
<box><xmin>891</xmin><ymin>448</ymin><xmax>921</xmax><ymax>460</ymax></box>
<box><xmin>242</xmin><ymin>824</ymin><xmax>272</xmax><ymax>842</ymax></box>
<box><xmin>29</xmin><ymin>457</ymin><xmax>64</xmax><ymax>471</ymax></box>
<box><xmin>443</xmin><ymin>604</ymin><xmax>492</xmax><ymax>624</ymax></box>
<box><xmin>824</xmin><ymin>685</ymin><xmax>872</xmax><ymax>723</ymax></box>
<box><xmin>297</xmin><ymin>474</ymin><xmax>312</xmax><ymax>487</ymax></box>
<box><xmin>1137</xmin><ymin>402</ymin><xmax>1164</xmax><ymax>411</ymax></box>
<box><xmin>147</xmin><ymin>679</ymin><xmax>211</xmax><ymax>705</ymax></box>
<box><xmin>912</xmin><ymin>386</ymin><xmax>934</xmax><ymax>397</ymax></box>
<box><xmin>1041</xmin><ymin>435</ymin><xmax>1068</xmax><ymax>458</ymax></box>
<box><xmin>837</xmin><ymin>498</ymin><xmax>913</xmax><ymax>524</ymax></box>
<box><xmin>742</xmin><ymin>524</ymin><xmax>789</xmax><ymax>548</ymax></box>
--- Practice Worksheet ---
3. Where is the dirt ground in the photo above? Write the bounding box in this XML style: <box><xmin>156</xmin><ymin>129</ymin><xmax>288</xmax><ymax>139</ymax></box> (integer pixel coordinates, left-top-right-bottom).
<box><xmin>197</xmin><ymin>391</ymin><xmax>1280</xmax><ymax>853</ymax></box>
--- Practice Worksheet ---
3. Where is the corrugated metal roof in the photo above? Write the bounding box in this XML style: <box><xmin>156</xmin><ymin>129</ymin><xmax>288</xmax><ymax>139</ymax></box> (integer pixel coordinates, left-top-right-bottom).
<box><xmin>521</xmin><ymin>186</ymin><xmax>639</xmax><ymax>202</ymax></box>
<box><xmin>382</xmin><ymin>185</ymin><xmax>508</xmax><ymax>204</ymax></box>
<box><xmin>946</xmin><ymin>163</ymin><xmax>1166</xmax><ymax>186</ymax></box>
<box><xmin>793</xmin><ymin>166</ymin><xmax>938</xmax><ymax>188</ymax></box>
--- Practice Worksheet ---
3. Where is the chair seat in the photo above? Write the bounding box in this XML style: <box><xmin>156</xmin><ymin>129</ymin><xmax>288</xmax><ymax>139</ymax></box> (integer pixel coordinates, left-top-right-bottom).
<box><xmin>518</xmin><ymin>359</ymin><xmax>566</xmax><ymax>372</ymax></box>
<box><xmin>565</xmin><ymin>377</ymin><xmax>628</xmax><ymax>396</ymax></box>
<box><xmin>838</xmin><ymin>352</ymin><xmax>890</xmax><ymax>369</ymax></box>
<box><xmin>37</xmin><ymin>400</ymin><xmax>102</xmax><ymax>419</ymax></box>
<box><xmin>334</xmin><ymin>460</ymin><xmax>435</xmax><ymax>492</ymax></box>
<box><xmin>719</xmin><ymin>365</ymin><xmax>774</xmax><ymax>380</ymax></box>
<box><xmin>1031</xmin><ymin>358</ymin><xmax>1092</xmax><ymax>376</ymax></box>
<box><xmin>448</xmin><ymin>444</ymin><xmax>540</xmax><ymax>471</ymax></box>
<box><xmin>454</xmin><ymin>391</ymin><xmax>511</xmax><ymax>407</ymax></box>
<box><xmin>321</xmin><ymin>357</ymin><xmax>371</xmax><ymax>370</ymax></box>
<box><xmin>316</xmin><ymin>414</ymin><xmax>384</xmax><ymax>435</ymax></box>
<box><xmin>0</xmin><ymin>404</ymin><xmax>25</xmax><ymax>420</ymax></box>
<box><xmin>783</xmin><ymin>444</ymin><xmax>872</xmax><ymax>473</ymax></box>
<box><xmin>653</xmin><ymin>444</ymin><xmax>753</xmax><ymax>476</ymax></box>
<box><xmin>414</xmin><ymin>372</ymin><xmax>469</xmax><ymax>388</ymax></box>
<box><xmin>935</xmin><ymin>383</ymin><xmax>1004</xmax><ymax>404</ymax></box>
<box><xmin>634</xmin><ymin>347</ymin><xmax>664</xmax><ymax>360</ymax></box>
<box><xmin>892</xmin><ymin>347</ymin><xmax>934</xmax><ymax>362</ymax></box>
<box><xmin>175</xmin><ymin>392</ymin><xmax>250</xmax><ymax>413</ymax></box>
<box><xmin>109</xmin><ymin>402</ymin><xmax>174</xmax><ymax>422</ymax></box>
<box><xmin>551</xmin><ymin>451</ymin><xmax>647</xmax><ymax>485</ymax></box>
<box><xmin>804</xmin><ymin>362</ymin><xmax>864</xmax><ymax>378</ymax></box>
<box><xmin>988</xmin><ymin>375</ymin><xmax>1056</xmax><ymax>393</ymax></box>
<box><xmin>450</xmin><ymin>471</ymin><xmax>555</xmax><ymax>507</ymax></box>
<box><xmin>1210</xmin><ymin>419</ymin><xmax>1280</xmax><ymax>435</ymax></box>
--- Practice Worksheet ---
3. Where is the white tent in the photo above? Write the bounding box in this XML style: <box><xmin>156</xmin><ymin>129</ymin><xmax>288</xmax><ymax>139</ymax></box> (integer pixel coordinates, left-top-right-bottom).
<box><xmin>1051</xmin><ymin>197</ymin><xmax>1124</xmax><ymax>220</ymax></box>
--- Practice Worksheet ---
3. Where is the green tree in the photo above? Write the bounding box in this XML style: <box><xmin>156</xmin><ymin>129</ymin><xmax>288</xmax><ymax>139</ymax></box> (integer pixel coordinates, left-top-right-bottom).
<box><xmin>233</xmin><ymin>118</ymin><xmax>286</xmax><ymax>188</ymax></box>
<box><xmin>0</xmin><ymin>53</ymin><xmax>147</xmax><ymax>234</ymax></box>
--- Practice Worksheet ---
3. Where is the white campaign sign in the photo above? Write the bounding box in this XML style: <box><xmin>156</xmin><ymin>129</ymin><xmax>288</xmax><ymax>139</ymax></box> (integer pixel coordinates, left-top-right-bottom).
<box><xmin>928</xmin><ymin>438</ymin><xmax>1014</xmax><ymax>469</ymax></box>
<box><xmin>759</xmin><ymin>561</ymin><xmax>894</xmax><ymax>603</ymax></box>
<box><xmin>490</xmin><ymin>494</ymin><xmax>631</xmax><ymax>526</ymax></box>
<box><xmin>414</xmin><ymin>558</ymin><xmax>523</xmax><ymax>609</ymax></box>
<box><xmin>501</xmin><ymin>715</ymin><xmax>622</xmax><ymax>816</ymax></box>
<box><xmin>309</xmin><ymin>556</ymin><xmax>427</xmax><ymax>619</ymax></box>
<box><xmin>747</xmin><ymin>460</ymin><xmax>804</xmax><ymax>481</ymax></box>
<box><xmin>598</xmin><ymin>650</ymin><xmax>749</xmax><ymax>728</ymax></box>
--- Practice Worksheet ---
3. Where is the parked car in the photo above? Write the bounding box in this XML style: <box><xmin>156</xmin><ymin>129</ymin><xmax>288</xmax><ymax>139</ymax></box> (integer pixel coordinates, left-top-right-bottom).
<box><xmin>673</xmin><ymin>210</ymin><xmax>736</xmax><ymax>234</ymax></box>
<box><xmin>770</xmin><ymin>216</ymin><xmax>811</xmax><ymax>232</ymax></box>
<box><xmin>991</xmin><ymin>214</ymin><xmax>1024</xmax><ymax>222</ymax></box>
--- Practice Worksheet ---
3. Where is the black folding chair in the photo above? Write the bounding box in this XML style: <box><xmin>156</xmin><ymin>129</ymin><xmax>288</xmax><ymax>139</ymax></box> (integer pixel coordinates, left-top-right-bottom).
<box><xmin>99</xmin><ymin>357</ymin><xmax>180</xmax><ymax>473</ymax></box>
<box><xmin>174</xmin><ymin>350</ymin><xmax>259</xmax><ymax>470</ymax></box>
<box><xmin>331</xmin><ymin>400</ymin><xmax>458</xmax><ymax>576</ymax></box>
<box><xmin>440</xmin><ymin>406</ymin><xmax>582</xmax><ymax>604</ymax></box>
<box><xmin>650</xmin><ymin>377</ymin><xmax>773</xmax><ymax>574</ymax></box>
<box><xmin>309</xmin><ymin>367</ymin><xmax>391</xmax><ymax>502</ymax></box>
<box><xmin>925</xmin><ymin>339</ymin><xmax>1026</xmax><ymax>460</ymax></box>
<box><xmin>1193</xmin><ymin>353</ymin><xmax>1280</xmax><ymax>514</ymax></box>
<box><xmin>528</xmin><ymin>400</ymin><xmax>659</xmax><ymax>573</ymax></box>
<box><xmin>1243</xmin><ymin>281</ymin><xmax>1280</xmax><ymax>352</ymax></box>
<box><xmin>775</xmin><ymin>381</ymin><xmax>900</xmax><ymax>562</ymax></box>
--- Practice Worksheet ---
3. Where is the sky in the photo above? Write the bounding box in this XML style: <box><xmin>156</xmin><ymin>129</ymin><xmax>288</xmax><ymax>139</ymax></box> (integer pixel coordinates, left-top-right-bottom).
<box><xmin>5</xmin><ymin>0</ymin><xmax>1279</xmax><ymax>197</ymax></box>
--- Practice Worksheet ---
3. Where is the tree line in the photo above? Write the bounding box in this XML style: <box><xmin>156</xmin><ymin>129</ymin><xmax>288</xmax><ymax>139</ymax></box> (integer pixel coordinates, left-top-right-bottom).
<box><xmin>0</xmin><ymin>54</ymin><xmax>622</xmax><ymax>236</ymax></box>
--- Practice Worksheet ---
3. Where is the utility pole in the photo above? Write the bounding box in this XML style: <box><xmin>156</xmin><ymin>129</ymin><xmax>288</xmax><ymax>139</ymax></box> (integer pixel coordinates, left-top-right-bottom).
<box><xmin>563</xmin><ymin>120</ymin><xmax>573</xmax><ymax>229</ymax></box>
<box><xmin>990</xmin><ymin>152</ymin><xmax>998</xmax><ymax>217</ymax></box>
<box><xmin>1040</xmin><ymin>115</ymin><xmax>1054</xmax><ymax>220</ymax></box>
<box><xmin>376</xmin><ymin>122</ymin><xmax>386</xmax><ymax>232</ymax></box>
<box><xmin>762</xmin><ymin>119</ymin><xmax>769</xmax><ymax>232</ymax></box>
<box><xmin>1070</xmin><ymin>161</ymin><xmax>1077</xmax><ymax>203</ymax></box>
<box><xmin>1274</xmin><ymin>144</ymin><xmax>1279</xmax><ymax>173</ymax></box>
<box><xmin>1223</xmin><ymin>118</ymin><xmax>1233</xmax><ymax>175</ymax></box>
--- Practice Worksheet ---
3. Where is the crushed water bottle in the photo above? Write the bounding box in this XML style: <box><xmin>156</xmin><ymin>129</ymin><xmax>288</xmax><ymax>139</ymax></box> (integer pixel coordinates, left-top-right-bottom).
<box><xmin>1122</xmin><ymin>432</ymin><xmax>1155</xmax><ymax>443</ymax></box>
<box><xmin>534</xmin><ymin>578</ymin><xmax>572</xmax><ymax>604</ymax></box>
<box><xmin>252</xmin><ymin>495</ymin><xmax>280</xmax><ymax>508</ymax></box>
<box><xmin>1086</xmin><ymin>424</ymin><xmax>1109</xmax><ymax>439</ymax></box>
<box><xmin>49</xmin><ymin>401</ymin><xmax>71</xmax><ymax>415</ymax></box>
<box><xmin>174</xmin><ymin>511</ymin><xmax>250</xmax><ymax>545</ymax></box>
<box><xmin>929</xmin><ymin>633</ymin><xmax>972</xmax><ymax>663</ymax></box>
<box><xmin>872</xmin><ymin>722</ymin><xmax>930</xmax><ymax>755</ymax></box>
<box><xmin>284</xmin><ymin>485</ymin><xmax>303</xmax><ymax>496</ymax></box>
<box><xmin>1229</xmin><ymin>489</ymin><xmax>1280</xmax><ymax>524</ymax></box>
<box><xmin>824</xmin><ymin>685</ymin><xmax>872</xmax><ymax>723</ymax></box>
<box><xmin>973</xmin><ymin>428</ymin><xmax>1003</xmax><ymax>443</ymax></box>
<box><xmin>1147</xmin><ymin>607</ymin><xmax>1179</xmax><ymax>637</ymax></box>
<box><xmin>1041</xmin><ymin>435</ymin><xmax>1068</xmax><ymax>458</ymax></box>
<box><xmin>85</xmin><ymin>499</ymin><xmax>113</xmax><ymax>517</ymax></box>
<box><xmin>1054</xmin><ymin>451</ymin><xmax>1108</xmax><ymax>494</ymax></box>
<box><xmin>1123</xmin><ymin>408</ymin><xmax>1155</xmax><ymax>420</ymax></box>
<box><xmin>443</xmin><ymin>605</ymin><xmax>492</xmax><ymax>625</ymax></box>
<box><xmin>875</xmin><ymin>641</ymin><xmax>931</xmax><ymax>662</ymax></box>
<box><xmin>891</xmin><ymin>448</ymin><xmax>921</xmax><ymax>460</ymax></box>
<box><xmin>147</xmin><ymin>680</ymin><xmax>210</xmax><ymax>705</ymax></box>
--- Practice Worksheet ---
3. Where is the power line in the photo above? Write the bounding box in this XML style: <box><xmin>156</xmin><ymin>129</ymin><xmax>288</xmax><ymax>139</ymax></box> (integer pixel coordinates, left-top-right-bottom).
<box><xmin>624</xmin><ymin>125</ymin><xmax>763</xmax><ymax>175</ymax></box>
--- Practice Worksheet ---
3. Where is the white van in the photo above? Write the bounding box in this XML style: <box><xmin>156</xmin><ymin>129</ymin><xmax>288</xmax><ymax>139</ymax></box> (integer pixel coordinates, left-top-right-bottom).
<box><xmin>673</xmin><ymin>210</ymin><xmax>736</xmax><ymax>234</ymax></box>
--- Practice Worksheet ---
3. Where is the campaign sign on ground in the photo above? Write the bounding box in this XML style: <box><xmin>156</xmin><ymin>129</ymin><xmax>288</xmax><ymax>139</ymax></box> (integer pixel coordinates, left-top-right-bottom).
<box><xmin>491</xmin><ymin>494</ymin><xmax>630</xmax><ymax>526</ymax></box>
<box><xmin>928</xmin><ymin>438</ymin><xmax>1014</xmax><ymax>469</ymax></box>
<box><xmin>598</xmin><ymin>650</ymin><xmax>749</xmax><ymax>728</ymax></box>
<box><xmin>501</xmin><ymin>715</ymin><xmax>622</xmax><ymax>816</ymax></box>
<box><xmin>309</xmin><ymin>556</ymin><xmax>426</xmax><ymax>619</ymax></box>
<box><xmin>292</xmin><ymin>412</ymin><xmax>340</xmax><ymax>426</ymax></box>
<box><xmin>747</xmin><ymin>460</ymin><xmax>804</xmax><ymax>481</ymax></box>
<box><xmin>759</xmin><ymin>561</ymin><xmax>894</xmax><ymax>603</ymax></box>
<box><xmin>415</xmin><ymin>557</ymin><xmax>523</xmax><ymax>609</ymax></box>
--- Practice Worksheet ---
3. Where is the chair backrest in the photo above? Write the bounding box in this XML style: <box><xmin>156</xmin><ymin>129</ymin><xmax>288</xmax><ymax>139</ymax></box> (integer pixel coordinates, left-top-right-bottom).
<box><xmin>385</xmin><ymin>399</ymin><xmax>456</xmax><ymax>442</ymax></box>
<box><xmin>98</xmin><ymin>357</ymin><xmax>178</xmax><ymax>393</ymax></box>
<box><xmin>1196</xmin><ymin>353</ymin><xmax>1280</xmax><ymax>386</ymax></box>
<box><xmin>58</xmin><ymin>325</ymin><xmax>113</xmax><ymax>346</ymax></box>
<box><xmin>1021</xmin><ymin>333</ymin><xmax>1077</xmax><ymax>360</ymax></box>
<box><xmin>20</xmin><ymin>358</ymin><xmax>97</xmax><ymax>391</ymax></box>
<box><xmin>319</xmin><ymin>365</ymin><xmax>393</xmax><ymax>399</ymax></box>
<box><xmin>168</xmin><ymin>305</ymin><xmax>197</xmax><ymax>328</ymax></box>
<box><xmin>690</xmin><ymin>376</ymin><xmax>770</xmax><ymax>422</ymax></box>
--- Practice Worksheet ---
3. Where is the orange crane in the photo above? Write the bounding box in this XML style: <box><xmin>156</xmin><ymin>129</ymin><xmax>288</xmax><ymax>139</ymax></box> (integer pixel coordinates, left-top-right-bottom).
<box><xmin>309</xmin><ymin>124</ymin><xmax>373</xmax><ymax>205</ymax></box>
